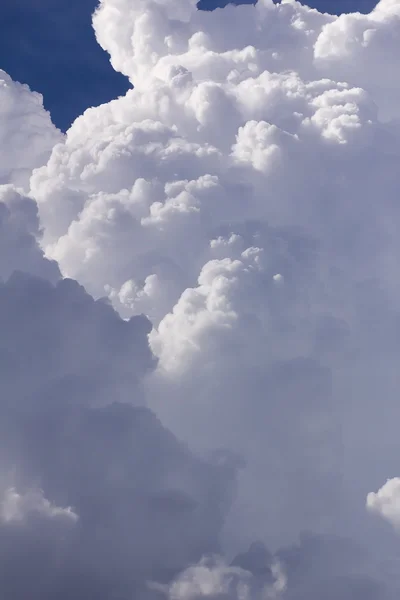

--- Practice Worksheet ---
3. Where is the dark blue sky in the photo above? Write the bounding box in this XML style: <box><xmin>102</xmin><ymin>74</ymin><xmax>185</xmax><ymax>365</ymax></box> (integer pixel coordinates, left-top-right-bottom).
<box><xmin>1</xmin><ymin>0</ymin><xmax>377</xmax><ymax>132</ymax></box>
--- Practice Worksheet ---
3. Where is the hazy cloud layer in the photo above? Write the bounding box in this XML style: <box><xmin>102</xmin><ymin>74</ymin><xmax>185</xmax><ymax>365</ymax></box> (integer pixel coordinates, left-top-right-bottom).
<box><xmin>0</xmin><ymin>269</ymin><xmax>236</xmax><ymax>597</ymax></box>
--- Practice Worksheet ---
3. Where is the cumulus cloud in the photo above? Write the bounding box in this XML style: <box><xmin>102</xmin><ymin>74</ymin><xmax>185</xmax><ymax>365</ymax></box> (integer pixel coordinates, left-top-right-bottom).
<box><xmin>31</xmin><ymin>0</ymin><xmax>400</xmax><ymax>329</ymax></box>
<box><xmin>0</xmin><ymin>184</ymin><xmax>59</xmax><ymax>282</ymax></box>
<box><xmin>0</xmin><ymin>70</ymin><xmax>62</xmax><ymax>191</ymax></box>
<box><xmin>146</xmin><ymin>534</ymin><xmax>389</xmax><ymax>600</ymax></box>
<box><xmin>167</xmin><ymin>555</ymin><xmax>286</xmax><ymax>600</ymax></box>
<box><xmin>0</xmin><ymin>487</ymin><xmax>78</xmax><ymax>524</ymax></box>
<box><xmin>367</xmin><ymin>479</ymin><xmax>400</xmax><ymax>529</ymax></box>
<box><xmin>0</xmin><ymin>112</ymin><xmax>233</xmax><ymax>596</ymax></box>
<box><xmin>4</xmin><ymin>0</ymin><xmax>400</xmax><ymax>596</ymax></box>
<box><xmin>0</xmin><ymin>269</ymin><xmax>236</xmax><ymax>597</ymax></box>
<box><xmin>314</xmin><ymin>0</ymin><xmax>400</xmax><ymax>121</ymax></box>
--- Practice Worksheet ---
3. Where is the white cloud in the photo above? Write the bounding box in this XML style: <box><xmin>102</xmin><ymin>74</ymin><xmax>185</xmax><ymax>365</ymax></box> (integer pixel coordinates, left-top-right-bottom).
<box><xmin>367</xmin><ymin>478</ymin><xmax>400</xmax><ymax>529</ymax></box>
<box><xmin>3</xmin><ymin>0</ymin><xmax>400</xmax><ymax>596</ymax></box>
<box><xmin>24</xmin><ymin>0</ymin><xmax>400</xmax><ymax>557</ymax></box>
<box><xmin>167</xmin><ymin>556</ymin><xmax>286</xmax><ymax>600</ymax></box>
<box><xmin>0</xmin><ymin>70</ymin><xmax>62</xmax><ymax>191</ymax></box>
<box><xmin>0</xmin><ymin>487</ymin><xmax>78</xmax><ymax>524</ymax></box>
<box><xmin>314</xmin><ymin>0</ymin><xmax>400</xmax><ymax>121</ymax></box>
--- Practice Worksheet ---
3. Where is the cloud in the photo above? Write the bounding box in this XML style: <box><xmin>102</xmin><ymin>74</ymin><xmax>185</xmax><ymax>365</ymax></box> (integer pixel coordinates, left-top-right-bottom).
<box><xmin>314</xmin><ymin>0</ymin><xmax>400</xmax><ymax>121</ymax></box>
<box><xmin>0</xmin><ymin>184</ymin><xmax>59</xmax><ymax>282</ymax></box>
<box><xmin>26</xmin><ymin>0</ymin><xmax>400</xmax><ymax>561</ymax></box>
<box><xmin>367</xmin><ymin>479</ymin><xmax>400</xmax><ymax>530</ymax></box>
<box><xmin>166</xmin><ymin>555</ymin><xmax>286</xmax><ymax>600</ymax></box>
<box><xmin>0</xmin><ymin>487</ymin><xmax>79</xmax><ymax>600</ymax></box>
<box><xmin>0</xmin><ymin>70</ymin><xmax>62</xmax><ymax>190</ymax></box>
<box><xmin>0</xmin><ymin>487</ymin><xmax>78</xmax><ymax>524</ymax></box>
<box><xmin>0</xmin><ymin>160</ymin><xmax>232</xmax><ymax>596</ymax></box>
<box><xmin>3</xmin><ymin>0</ymin><xmax>400</xmax><ymax>597</ymax></box>
<box><xmin>0</xmin><ymin>270</ymin><xmax>236</xmax><ymax>598</ymax></box>
<box><xmin>0</xmin><ymin>43</ymin><xmax>238</xmax><ymax>598</ymax></box>
<box><xmin>0</xmin><ymin>272</ymin><xmax>155</xmax><ymax>410</ymax></box>
<box><xmin>30</xmin><ymin>0</ymin><xmax>400</xmax><ymax>328</ymax></box>
<box><xmin>145</xmin><ymin>534</ymin><xmax>389</xmax><ymax>600</ymax></box>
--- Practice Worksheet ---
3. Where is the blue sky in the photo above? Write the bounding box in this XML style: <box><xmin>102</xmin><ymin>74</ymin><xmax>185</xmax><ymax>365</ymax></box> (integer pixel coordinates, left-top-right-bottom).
<box><xmin>1</xmin><ymin>0</ymin><xmax>377</xmax><ymax>131</ymax></box>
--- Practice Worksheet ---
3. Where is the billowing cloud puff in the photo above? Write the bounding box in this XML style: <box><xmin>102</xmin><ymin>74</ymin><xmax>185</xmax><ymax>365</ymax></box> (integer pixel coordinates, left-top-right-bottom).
<box><xmin>0</xmin><ymin>487</ymin><xmax>78</xmax><ymax>525</ymax></box>
<box><xmin>31</xmin><ymin>69</ymin><xmax>395</xmax><ymax>323</ymax></box>
<box><xmin>367</xmin><ymin>479</ymin><xmax>400</xmax><ymax>529</ymax></box>
<box><xmin>314</xmin><ymin>0</ymin><xmax>400</xmax><ymax>121</ymax></box>
<box><xmin>0</xmin><ymin>71</ymin><xmax>61</xmax><ymax>283</ymax></box>
<box><xmin>166</xmin><ymin>556</ymin><xmax>286</xmax><ymax>600</ymax></box>
<box><xmin>0</xmin><ymin>70</ymin><xmax>62</xmax><ymax>191</ymax></box>
<box><xmin>31</xmin><ymin>0</ymin><xmax>400</xmax><ymax>327</ymax></box>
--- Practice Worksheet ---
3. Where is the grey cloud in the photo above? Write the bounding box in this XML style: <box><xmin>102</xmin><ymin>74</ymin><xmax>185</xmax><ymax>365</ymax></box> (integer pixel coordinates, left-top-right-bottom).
<box><xmin>0</xmin><ymin>272</ymin><xmax>236</xmax><ymax>598</ymax></box>
<box><xmin>0</xmin><ymin>185</ymin><xmax>59</xmax><ymax>282</ymax></box>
